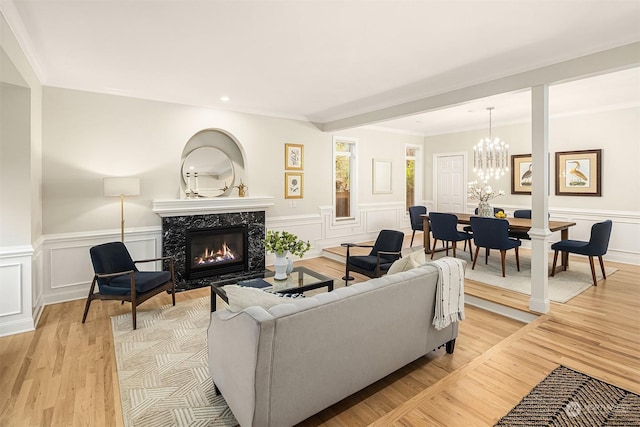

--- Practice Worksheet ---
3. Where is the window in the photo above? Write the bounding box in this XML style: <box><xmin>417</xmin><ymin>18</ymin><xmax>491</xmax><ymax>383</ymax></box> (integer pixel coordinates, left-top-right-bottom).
<box><xmin>405</xmin><ymin>145</ymin><xmax>422</xmax><ymax>212</ymax></box>
<box><xmin>334</xmin><ymin>137</ymin><xmax>357</xmax><ymax>220</ymax></box>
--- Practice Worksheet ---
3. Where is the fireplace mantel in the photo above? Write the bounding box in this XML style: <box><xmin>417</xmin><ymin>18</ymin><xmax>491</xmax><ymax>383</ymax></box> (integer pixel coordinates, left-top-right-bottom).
<box><xmin>152</xmin><ymin>196</ymin><xmax>275</xmax><ymax>217</ymax></box>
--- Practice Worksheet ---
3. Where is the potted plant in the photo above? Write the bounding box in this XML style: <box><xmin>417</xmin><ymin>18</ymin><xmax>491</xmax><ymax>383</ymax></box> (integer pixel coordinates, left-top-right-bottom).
<box><xmin>264</xmin><ymin>230</ymin><xmax>311</xmax><ymax>279</ymax></box>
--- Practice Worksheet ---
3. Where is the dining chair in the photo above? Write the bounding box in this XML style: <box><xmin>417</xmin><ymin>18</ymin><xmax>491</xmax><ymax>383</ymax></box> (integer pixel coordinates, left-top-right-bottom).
<box><xmin>428</xmin><ymin>212</ymin><xmax>473</xmax><ymax>260</ymax></box>
<box><xmin>83</xmin><ymin>241</ymin><xmax>176</xmax><ymax>329</ymax></box>
<box><xmin>342</xmin><ymin>229</ymin><xmax>404</xmax><ymax>286</ymax></box>
<box><xmin>551</xmin><ymin>220</ymin><xmax>612</xmax><ymax>286</ymax></box>
<box><xmin>463</xmin><ymin>207</ymin><xmax>505</xmax><ymax>249</ymax></box>
<box><xmin>470</xmin><ymin>216</ymin><xmax>521</xmax><ymax>277</ymax></box>
<box><xmin>408</xmin><ymin>205</ymin><xmax>427</xmax><ymax>247</ymax></box>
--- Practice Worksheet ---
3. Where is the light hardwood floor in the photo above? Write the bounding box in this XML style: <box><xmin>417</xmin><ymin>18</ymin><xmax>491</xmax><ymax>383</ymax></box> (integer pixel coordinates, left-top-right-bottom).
<box><xmin>0</xmin><ymin>247</ymin><xmax>638</xmax><ymax>427</ymax></box>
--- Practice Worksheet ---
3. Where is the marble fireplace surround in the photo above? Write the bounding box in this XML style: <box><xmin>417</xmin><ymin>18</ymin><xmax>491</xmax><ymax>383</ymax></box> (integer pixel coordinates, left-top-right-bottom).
<box><xmin>152</xmin><ymin>197</ymin><xmax>274</xmax><ymax>291</ymax></box>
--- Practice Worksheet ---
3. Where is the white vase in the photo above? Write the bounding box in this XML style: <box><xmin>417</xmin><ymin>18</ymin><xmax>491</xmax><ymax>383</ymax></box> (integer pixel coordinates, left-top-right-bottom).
<box><xmin>274</xmin><ymin>252</ymin><xmax>289</xmax><ymax>280</ymax></box>
<box><xmin>478</xmin><ymin>201</ymin><xmax>494</xmax><ymax>217</ymax></box>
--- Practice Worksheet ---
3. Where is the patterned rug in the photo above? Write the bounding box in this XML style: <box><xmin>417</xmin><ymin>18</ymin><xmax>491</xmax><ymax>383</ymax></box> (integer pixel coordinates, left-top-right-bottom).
<box><xmin>111</xmin><ymin>297</ymin><xmax>238</xmax><ymax>427</ymax></box>
<box><xmin>495</xmin><ymin>365</ymin><xmax>640</xmax><ymax>426</ymax></box>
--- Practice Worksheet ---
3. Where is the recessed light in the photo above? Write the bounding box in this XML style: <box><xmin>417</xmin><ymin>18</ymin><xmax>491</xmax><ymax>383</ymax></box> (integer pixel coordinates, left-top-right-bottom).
<box><xmin>220</xmin><ymin>96</ymin><xmax>230</xmax><ymax>102</ymax></box>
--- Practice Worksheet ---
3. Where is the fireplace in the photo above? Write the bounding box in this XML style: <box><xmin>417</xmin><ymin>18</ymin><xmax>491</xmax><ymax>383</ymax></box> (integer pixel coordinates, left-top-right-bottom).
<box><xmin>185</xmin><ymin>224</ymin><xmax>248</xmax><ymax>279</ymax></box>
<box><xmin>159</xmin><ymin>209</ymin><xmax>267</xmax><ymax>291</ymax></box>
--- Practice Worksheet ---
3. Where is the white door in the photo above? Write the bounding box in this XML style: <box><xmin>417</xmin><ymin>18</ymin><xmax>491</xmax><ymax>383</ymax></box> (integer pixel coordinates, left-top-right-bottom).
<box><xmin>435</xmin><ymin>154</ymin><xmax>466</xmax><ymax>212</ymax></box>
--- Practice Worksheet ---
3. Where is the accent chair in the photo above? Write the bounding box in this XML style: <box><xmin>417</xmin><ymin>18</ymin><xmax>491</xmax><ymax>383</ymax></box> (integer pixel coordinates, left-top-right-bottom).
<box><xmin>83</xmin><ymin>241</ymin><xmax>176</xmax><ymax>329</ymax></box>
<box><xmin>343</xmin><ymin>229</ymin><xmax>404</xmax><ymax>285</ymax></box>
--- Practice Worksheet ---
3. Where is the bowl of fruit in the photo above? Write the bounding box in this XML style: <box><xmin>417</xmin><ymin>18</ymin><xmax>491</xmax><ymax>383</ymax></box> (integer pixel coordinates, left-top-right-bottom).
<box><xmin>495</xmin><ymin>211</ymin><xmax>506</xmax><ymax>219</ymax></box>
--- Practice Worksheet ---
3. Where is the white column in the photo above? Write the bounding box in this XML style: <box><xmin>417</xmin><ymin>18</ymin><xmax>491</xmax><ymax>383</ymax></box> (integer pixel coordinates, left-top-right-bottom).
<box><xmin>529</xmin><ymin>85</ymin><xmax>551</xmax><ymax>314</ymax></box>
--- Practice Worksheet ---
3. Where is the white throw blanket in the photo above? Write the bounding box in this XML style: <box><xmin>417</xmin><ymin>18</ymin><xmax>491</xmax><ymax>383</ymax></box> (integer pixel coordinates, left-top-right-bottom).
<box><xmin>430</xmin><ymin>257</ymin><xmax>466</xmax><ymax>330</ymax></box>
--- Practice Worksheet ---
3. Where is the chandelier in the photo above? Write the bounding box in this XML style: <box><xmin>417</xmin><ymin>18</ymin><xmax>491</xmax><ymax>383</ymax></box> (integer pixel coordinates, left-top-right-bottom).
<box><xmin>473</xmin><ymin>107</ymin><xmax>509</xmax><ymax>182</ymax></box>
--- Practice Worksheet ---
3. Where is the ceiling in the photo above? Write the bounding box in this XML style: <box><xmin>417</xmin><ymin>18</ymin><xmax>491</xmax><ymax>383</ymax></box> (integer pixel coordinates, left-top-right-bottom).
<box><xmin>3</xmin><ymin>0</ymin><xmax>640</xmax><ymax>135</ymax></box>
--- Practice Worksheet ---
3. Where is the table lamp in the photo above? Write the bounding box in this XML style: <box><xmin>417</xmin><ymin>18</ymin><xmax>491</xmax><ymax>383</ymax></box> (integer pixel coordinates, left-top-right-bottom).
<box><xmin>104</xmin><ymin>177</ymin><xmax>140</xmax><ymax>242</ymax></box>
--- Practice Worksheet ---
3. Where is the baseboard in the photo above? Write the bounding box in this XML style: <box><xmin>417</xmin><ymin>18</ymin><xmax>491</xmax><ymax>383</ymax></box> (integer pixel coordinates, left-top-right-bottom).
<box><xmin>465</xmin><ymin>295</ymin><xmax>539</xmax><ymax>323</ymax></box>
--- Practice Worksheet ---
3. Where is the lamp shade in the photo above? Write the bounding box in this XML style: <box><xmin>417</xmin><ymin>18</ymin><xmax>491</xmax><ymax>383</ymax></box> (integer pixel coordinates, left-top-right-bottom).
<box><xmin>103</xmin><ymin>177</ymin><xmax>140</xmax><ymax>197</ymax></box>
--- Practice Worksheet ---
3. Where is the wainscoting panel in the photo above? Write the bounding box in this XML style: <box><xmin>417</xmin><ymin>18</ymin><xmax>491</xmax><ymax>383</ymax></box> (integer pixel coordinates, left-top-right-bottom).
<box><xmin>0</xmin><ymin>246</ymin><xmax>34</xmax><ymax>337</ymax></box>
<box><xmin>34</xmin><ymin>205</ymin><xmax>640</xmax><ymax>310</ymax></box>
<box><xmin>0</xmin><ymin>263</ymin><xmax>22</xmax><ymax>316</ymax></box>
<box><xmin>42</xmin><ymin>228</ymin><xmax>163</xmax><ymax>305</ymax></box>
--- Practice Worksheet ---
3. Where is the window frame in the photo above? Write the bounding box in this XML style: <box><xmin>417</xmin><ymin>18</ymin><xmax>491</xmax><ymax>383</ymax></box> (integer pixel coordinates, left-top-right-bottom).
<box><xmin>405</xmin><ymin>144</ymin><xmax>423</xmax><ymax>214</ymax></box>
<box><xmin>332</xmin><ymin>136</ymin><xmax>358</xmax><ymax>224</ymax></box>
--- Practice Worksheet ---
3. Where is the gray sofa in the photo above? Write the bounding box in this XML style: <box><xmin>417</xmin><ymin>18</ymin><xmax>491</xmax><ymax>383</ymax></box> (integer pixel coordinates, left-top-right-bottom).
<box><xmin>207</xmin><ymin>262</ymin><xmax>462</xmax><ymax>427</ymax></box>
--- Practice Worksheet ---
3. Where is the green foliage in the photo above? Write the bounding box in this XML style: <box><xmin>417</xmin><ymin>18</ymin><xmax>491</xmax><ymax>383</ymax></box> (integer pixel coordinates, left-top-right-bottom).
<box><xmin>263</xmin><ymin>230</ymin><xmax>311</xmax><ymax>257</ymax></box>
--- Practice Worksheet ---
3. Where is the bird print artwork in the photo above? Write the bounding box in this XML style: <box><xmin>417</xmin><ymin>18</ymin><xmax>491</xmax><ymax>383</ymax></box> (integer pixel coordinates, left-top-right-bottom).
<box><xmin>520</xmin><ymin>164</ymin><xmax>532</xmax><ymax>186</ymax></box>
<box><xmin>567</xmin><ymin>160</ymin><xmax>589</xmax><ymax>186</ymax></box>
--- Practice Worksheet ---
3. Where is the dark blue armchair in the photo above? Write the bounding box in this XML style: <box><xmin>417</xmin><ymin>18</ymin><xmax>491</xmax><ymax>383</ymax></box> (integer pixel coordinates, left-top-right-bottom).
<box><xmin>408</xmin><ymin>205</ymin><xmax>427</xmax><ymax>247</ymax></box>
<box><xmin>82</xmin><ymin>241</ymin><xmax>176</xmax><ymax>329</ymax></box>
<box><xmin>343</xmin><ymin>229</ymin><xmax>404</xmax><ymax>285</ymax></box>
<box><xmin>551</xmin><ymin>220</ymin><xmax>612</xmax><ymax>286</ymax></box>
<box><xmin>470</xmin><ymin>216</ymin><xmax>521</xmax><ymax>277</ymax></box>
<box><xmin>429</xmin><ymin>212</ymin><xmax>473</xmax><ymax>260</ymax></box>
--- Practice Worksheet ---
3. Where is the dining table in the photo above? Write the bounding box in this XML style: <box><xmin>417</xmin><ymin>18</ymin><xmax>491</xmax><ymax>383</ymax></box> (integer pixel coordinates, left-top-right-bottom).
<box><xmin>421</xmin><ymin>213</ymin><xmax>577</xmax><ymax>271</ymax></box>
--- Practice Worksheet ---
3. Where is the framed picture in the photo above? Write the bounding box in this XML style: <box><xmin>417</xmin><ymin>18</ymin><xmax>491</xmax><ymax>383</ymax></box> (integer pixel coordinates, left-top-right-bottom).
<box><xmin>511</xmin><ymin>154</ymin><xmax>532</xmax><ymax>194</ymax></box>
<box><xmin>555</xmin><ymin>149</ymin><xmax>602</xmax><ymax>196</ymax></box>
<box><xmin>372</xmin><ymin>159</ymin><xmax>392</xmax><ymax>194</ymax></box>
<box><xmin>285</xmin><ymin>172</ymin><xmax>304</xmax><ymax>198</ymax></box>
<box><xmin>285</xmin><ymin>143</ymin><xmax>304</xmax><ymax>170</ymax></box>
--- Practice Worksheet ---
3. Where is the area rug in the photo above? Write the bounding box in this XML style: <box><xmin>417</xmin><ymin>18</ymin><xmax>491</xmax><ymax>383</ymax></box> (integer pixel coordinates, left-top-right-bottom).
<box><xmin>111</xmin><ymin>297</ymin><xmax>238</xmax><ymax>427</ymax></box>
<box><xmin>420</xmin><ymin>248</ymin><xmax>617</xmax><ymax>303</ymax></box>
<box><xmin>495</xmin><ymin>365</ymin><xmax>640</xmax><ymax>426</ymax></box>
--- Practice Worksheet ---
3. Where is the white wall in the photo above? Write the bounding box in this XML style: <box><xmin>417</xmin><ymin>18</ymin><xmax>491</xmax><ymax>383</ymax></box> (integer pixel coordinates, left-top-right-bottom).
<box><xmin>37</xmin><ymin>87</ymin><xmax>423</xmax><ymax>305</ymax></box>
<box><xmin>424</xmin><ymin>107</ymin><xmax>640</xmax><ymax>264</ymax></box>
<box><xmin>0</xmin><ymin>11</ymin><xmax>44</xmax><ymax>336</ymax></box>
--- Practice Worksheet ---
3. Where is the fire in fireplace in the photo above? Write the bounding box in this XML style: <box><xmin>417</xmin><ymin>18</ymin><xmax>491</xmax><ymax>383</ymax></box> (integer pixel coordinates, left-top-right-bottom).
<box><xmin>185</xmin><ymin>224</ymin><xmax>248</xmax><ymax>279</ymax></box>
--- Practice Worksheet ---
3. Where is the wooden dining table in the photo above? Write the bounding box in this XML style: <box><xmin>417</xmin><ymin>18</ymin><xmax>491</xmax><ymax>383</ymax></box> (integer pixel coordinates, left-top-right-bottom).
<box><xmin>421</xmin><ymin>213</ymin><xmax>577</xmax><ymax>270</ymax></box>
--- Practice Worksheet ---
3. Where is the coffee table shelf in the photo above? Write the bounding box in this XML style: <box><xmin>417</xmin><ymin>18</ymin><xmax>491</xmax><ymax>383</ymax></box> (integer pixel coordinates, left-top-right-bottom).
<box><xmin>210</xmin><ymin>266</ymin><xmax>334</xmax><ymax>311</ymax></box>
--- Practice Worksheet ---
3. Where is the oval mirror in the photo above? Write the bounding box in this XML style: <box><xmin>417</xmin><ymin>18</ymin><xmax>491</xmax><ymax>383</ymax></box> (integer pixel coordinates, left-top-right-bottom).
<box><xmin>182</xmin><ymin>147</ymin><xmax>234</xmax><ymax>197</ymax></box>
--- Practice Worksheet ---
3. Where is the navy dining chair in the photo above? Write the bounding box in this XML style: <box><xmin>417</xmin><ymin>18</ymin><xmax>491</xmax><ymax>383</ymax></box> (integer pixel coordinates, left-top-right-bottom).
<box><xmin>408</xmin><ymin>205</ymin><xmax>427</xmax><ymax>247</ymax></box>
<box><xmin>428</xmin><ymin>212</ymin><xmax>473</xmax><ymax>260</ymax></box>
<box><xmin>551</xmin><ymin>220</ymin><xmax>612</xmax><ymax>286</ymax></box>
<box><xmin>470</xmin><ymin>216</ymin><xmax>521</xmax><ymax>277</ymax></box>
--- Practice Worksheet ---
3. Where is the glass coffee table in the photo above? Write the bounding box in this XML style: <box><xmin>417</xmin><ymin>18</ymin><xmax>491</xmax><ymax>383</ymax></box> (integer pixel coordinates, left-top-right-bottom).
<box><xmin>210</xmin><ymin>266</ymin><xmax>334</xmax><ymax>311</ymax></box>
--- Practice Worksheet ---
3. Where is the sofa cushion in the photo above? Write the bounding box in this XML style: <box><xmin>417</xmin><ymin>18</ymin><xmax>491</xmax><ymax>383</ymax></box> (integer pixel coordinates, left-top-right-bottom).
<box><xmin>224</xmin><ymin>285</ymin><xmax>289</xmax><ymax>312</ymax></box>
<box><xmin>387</xmin><ymin>256</ymin><xmax>418</xmax><ymax>275</ymax></box>
<box><xmin>408</xmin><ymin>249</ymin><xmax>426</xmax><ymax>265</ymax></box>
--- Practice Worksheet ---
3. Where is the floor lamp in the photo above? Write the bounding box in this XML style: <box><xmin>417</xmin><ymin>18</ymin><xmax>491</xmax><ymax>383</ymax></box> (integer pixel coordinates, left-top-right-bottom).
<box><xmin>104</xmin><ymin>177</ymin><xmax>140</xmax><ymax>242</ymax></box>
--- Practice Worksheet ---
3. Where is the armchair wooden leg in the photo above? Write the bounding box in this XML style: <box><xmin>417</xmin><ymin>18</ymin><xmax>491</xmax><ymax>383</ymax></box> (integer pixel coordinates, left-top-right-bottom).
<box><xmin>452</xmin><ymin>242</ymin><xmax>457</xmax><ymax>258</ymax></box>
<box><xmin>472</xmin><ymin>246</ymin><xmax>480</xmax><ymax>270</ymax></box>
<box><xmin>343</xmin><ymin>246</ymin><xmax>354</xmax><ymax>285</ymax></box>
<box><xmin>598</xmin><ymin>255</ymin><xmax>607</xmax><ymax>280</ymax></box>
<box><xmin>551</xmin><ymin>250</ymin><xmax>559</xmax><ymax>276</ymax></box>
<box><xmin>82</xmin><ymin>277</ymin><xmax>98</xmax><ymax>324</ymax></box>
<box><xmin>500</xmin><ymin>250</ymin><xmax>506</xmax><ymax>277</ymax></box>
<box><xmin>485</xmin><ymin>248</ymin><xmax>489</xmax><ymax>265</ymax></box>
<box><xmin>132</xmin><ymin>303</ymin><xmax>137</xmax><ymax>330</ymax></box>
<box><xmin>410</xmin><ymin>230</ymin><xmax>416</xmax><ymax>247</ymax></box>
<box><xmin>589</xmin><ymin>256</ymin><xmax>598</xmax><ymax>286</ymax></box>
<box><xmin>468</xmin><ymin>240</ymin><xmax>473</xmax><ymax>258</ymax></box>
<box><xmin>515</xmin><ymin>247</ymin><xmax>520</xmax><ymax>272</ymax></box>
